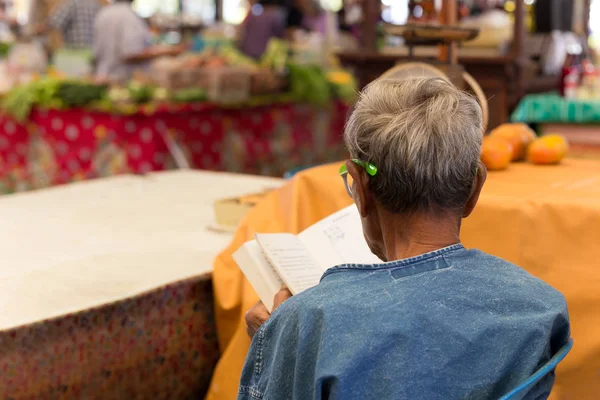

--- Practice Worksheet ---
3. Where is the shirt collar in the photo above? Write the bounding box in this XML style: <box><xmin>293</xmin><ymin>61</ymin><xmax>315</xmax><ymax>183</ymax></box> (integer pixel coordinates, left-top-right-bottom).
<box><xmin>322</xmin><ymin>243</ymin><xmax>465</xmax><ymax>279</ymax></box>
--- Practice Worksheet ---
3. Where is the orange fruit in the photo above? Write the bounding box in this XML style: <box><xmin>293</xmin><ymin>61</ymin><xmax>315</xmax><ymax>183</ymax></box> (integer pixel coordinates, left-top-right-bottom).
<box><xmin>481</xmin><ymin>136</ymin><xmax>513</xmax><ymax>171</ymax></box>
<box><xmin>527</xmin><ymin>134</ymin><xmax>569</xmax><ymax>165</ymax></box>
<box><xmin>489</xmin><ymin>123</ymin><xmax>537</xmax><ymax>161</ymax></box>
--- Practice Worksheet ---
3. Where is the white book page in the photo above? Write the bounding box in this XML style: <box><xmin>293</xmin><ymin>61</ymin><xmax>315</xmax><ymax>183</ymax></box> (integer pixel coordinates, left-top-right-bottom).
<box><xmin>233</xmin><ymin>241</ymin><xmax>284</xmax><ymax>312</ymax></box>
<box><xmin>255</xmin><ymin>233</ymin><xmax>323</xmax><ymax>295</ymax></box>
<box><xmin>298</xmin><ymin>205</ymin><xmax>381</xmax><ymax>270</ymax></box>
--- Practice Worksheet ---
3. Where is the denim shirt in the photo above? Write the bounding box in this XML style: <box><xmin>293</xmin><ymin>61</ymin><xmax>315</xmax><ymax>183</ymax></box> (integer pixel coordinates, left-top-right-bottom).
<box><xmin>238</xmin><ymin>245</ymin><xmax>570</xmax><ymax>400</ymax></box>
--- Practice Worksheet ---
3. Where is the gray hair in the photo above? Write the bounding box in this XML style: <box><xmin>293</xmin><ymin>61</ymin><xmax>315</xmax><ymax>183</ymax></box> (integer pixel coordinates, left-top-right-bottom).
<box><xmin>344</xmin><ymin>77</ymin><xmax>483</xmax><ymax>213</ymax></box>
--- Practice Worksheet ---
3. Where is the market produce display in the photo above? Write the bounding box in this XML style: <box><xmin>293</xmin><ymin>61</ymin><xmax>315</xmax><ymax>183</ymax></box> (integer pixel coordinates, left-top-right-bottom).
<box><xmin>170</xmin><ymin>88</ymin><xmax>207</xmax><ymax>103</ymax></box>
<box><xmin>126</xmin><ymin>82</ymin><xmax>155</xmax><ymax>104</ymax></box>
<box><xmin>0</xmin><ymin>40</ymin><xmax>358</xmax><ymax>122</ymax></box>
<box><xmin>527</xmin><ymin>134</ymin><xmax>569</xmax><ymax>165</ymax></box>
<box><xmin>481</xmin><ymin>136</ymin><xmax>513</xmax><ymax>171</ymax></box>
<box><xmin>489</xmin><ymin>123</ymin><xmax>536</xmax><ymax>162</ymax></box>
<box><xmin>327</xmin><ymin>70</ymin><xmax>358</xmax><ymax>104</ymax></box>
<box><xmin>2</xmin><ymin>78</ymin><xmax>63</xmax><ymax>121</ymax></box>
<box><xmin>288</xmin><ymin>63</ymin><xmax>331</xmax><ymax>106</ymax></box>
<box><xmin>481</xmin><ymin>123</ymin><xmax>569</xmax><ymax>170</ymax></box>
<box><xmin>0</xmin><ymin>42</ymin><xmax>12</xmax><ymax>59</ymax></box>
<box><xmin>56</xmin><ymin>82</ymin><xmax>108</xmax><ymax>108</ymax></box>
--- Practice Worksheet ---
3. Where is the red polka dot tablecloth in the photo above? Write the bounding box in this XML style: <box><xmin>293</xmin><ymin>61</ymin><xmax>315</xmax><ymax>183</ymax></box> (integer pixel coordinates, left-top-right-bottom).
<box><xmin>0</xmin><ymin>101</ymin><xmax>349</xmax><ymax>193</ymax></box>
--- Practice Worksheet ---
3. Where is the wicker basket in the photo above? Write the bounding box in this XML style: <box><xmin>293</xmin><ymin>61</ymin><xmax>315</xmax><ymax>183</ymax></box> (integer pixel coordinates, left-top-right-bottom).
<box><xmin>150</xmin><ymin>67</ymin><xmax>207</xmax><ymax>90</ymax></box>
<box><xmin>151</xmin><ymin>69</ymin><xmax>180</xmax><ymax>90</ymax></box>
<box><xmin>179</xmin><ymin>68</ymin><xmax>211</xmax><ymax>89</ymax></box>
<box><xmin>151</xmin><ymin>64</ymin><xmax>251</xmax><ymax>103</ymax></box>
<box><xmin>250</xmin><ymin>70</ymin><xmax>288</xmax><ymax>96</ymax></box>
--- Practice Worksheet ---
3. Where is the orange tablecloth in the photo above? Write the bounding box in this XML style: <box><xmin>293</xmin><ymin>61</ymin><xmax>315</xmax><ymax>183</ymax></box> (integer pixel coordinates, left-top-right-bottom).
<box><xmin>207</xmin><ymin>159</ymin><xmax>600</xmax><ymax>400</ymax></box>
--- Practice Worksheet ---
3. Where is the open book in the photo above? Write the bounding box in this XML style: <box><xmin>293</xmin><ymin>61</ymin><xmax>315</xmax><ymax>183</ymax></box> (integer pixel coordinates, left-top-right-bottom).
<box><xmin>233</xmin><ymin>205</ymin><xmax>381</xmax><ymax>311</ymax></box>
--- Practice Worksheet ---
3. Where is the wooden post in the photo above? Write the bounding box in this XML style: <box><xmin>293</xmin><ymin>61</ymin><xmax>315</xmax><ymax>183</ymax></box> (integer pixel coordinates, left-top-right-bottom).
<box><xmin>513</xmin><ymin>0</ymin><xmax>526</xmax><ymax>103</ymax></box>
<box><xmin>216</xmin><ymin>0</ymin><xmax>223</xmax><ymax>22</ymax></box>
<box><xmin>584</xmin><ymin>0</ymin><xmax>591</xmax><ymax>38</ymax></box>
<box><xmin>439</xmin><ymin>0</ymin><xmax>457</xmax><ymax>64</ymax></box>
<box><xmin>361</xmin><ymin>0</ymin><xmax>379</xmax><ymax>51</ymax></box>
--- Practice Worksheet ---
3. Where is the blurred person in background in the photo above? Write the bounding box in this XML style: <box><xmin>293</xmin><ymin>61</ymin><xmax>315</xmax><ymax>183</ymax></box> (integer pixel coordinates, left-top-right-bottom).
<box><xmin>0</xmin><ymin>2</ymin><xmax>14</xmax><ymax>40</ymax></box>
<box><xmin>239</xmin><ymin>0</ymin><xmax>286</xmax><ymax>59</ymax></box>
<box><xmin>27</xmin><ymin>0</ymin><xmax>64</xmax><ymax>52</ymax></box>
<box><xmin>299</xmin><ymin>0</ymin><xmax>326</xmax><ymax>34</ymax></box>
<box><xmin>286</xmin><ymin>0</ymin><xmax>327</xmax><ymax>35</ymax></box>
<box><xmin>93</xmin><ymin>0</ymin><xmax>186</xmax><ymax>83</ymax></box>
<box><xmin>31</xmin><ymin>0</ymin><xmax>103</xmax><ymax>49</ymax></box>
<box><xmin>285</xmin><ymin>0</ymin><xmax>303</xmax><ymax>36</ymax></box>
<box><xmin>338</xmin><ymin>0</ymin><xmax>362</xmax><ymax>39</ymax></box>
<box><xmin>27</xmin><ymin>0</ymin><xmax>52</xmax><ymax>46</ymax></box>
<box><xmin>50</xmin><ymin>0</ymin><xmax>102</xmax><ymax>48</ymax></box>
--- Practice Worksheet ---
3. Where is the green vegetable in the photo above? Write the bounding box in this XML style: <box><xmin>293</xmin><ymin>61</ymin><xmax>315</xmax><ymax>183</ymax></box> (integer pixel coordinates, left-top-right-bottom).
<box><xmin>261</xmin><ymin>39</ymin><xmax>288</xmax><ymax>72</ymax></box>
<box><xmin>2</xmin><ymin>84</ymin><xmax>36</xmax><ymax>122</ymax></box>
<box><xmin>127</xmin><ymin>82</ymin><xmax>155</xmax><ymax>104</ymax></box>
<box><xmin>2</xmin><ymin>78</ymin><xmax>63</xmax><ymax>121</ymax></box>
<box><xmin>221</xmin><ymin>45</ymin><xmax>257</xmax><ymax>68</ymax></box>
<box><xmin>56</xmin><ymin>81</ymin><xmax>108</xmax><ymax>108</ymax></box>
<box><xmin>108</xmin><ymin>87</ymin><xmax>130</xmax><ymax>103</ymax></box>
<box><xmin>0</xmin><ymin>42</ymin><xmax>12</xmax><ymax>59</ymax></box>
<box><xmin>328</xmin><ymin>75</ymin><xmax>358</xmax><ymax>104</ymax></box>
<box><xmin>88</xmin><ymin>100</ymin><xmax>111</xmax><ymax>112</ymax></box>
<box><xmin>287</xmin><ymin>63</ymin><xmax>331</xmax><ymax>106</ymax></box>
<box><xmin>153</xmin><ymin>87</ymin><xmax>169</xmax><ymax>102</ymax></box>
<box><xmin>171</xmin><ymin>88</ymin><xmax>207</xmax><ymax>103</ymax></box>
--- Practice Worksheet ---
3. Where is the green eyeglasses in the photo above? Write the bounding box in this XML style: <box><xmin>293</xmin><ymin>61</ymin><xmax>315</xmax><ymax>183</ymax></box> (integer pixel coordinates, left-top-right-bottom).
<box><xmin>339</xmin><ymin>159</ymin><xmax>378</xmax><ymax>197</ymax></box>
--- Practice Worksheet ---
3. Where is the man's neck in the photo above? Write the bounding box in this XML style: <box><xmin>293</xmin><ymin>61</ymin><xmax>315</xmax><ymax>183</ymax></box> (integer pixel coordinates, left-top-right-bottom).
<box><xmin>380</xmin><ymin>209</ymin><xmax>461</xmax><ymax>261</ymax></box>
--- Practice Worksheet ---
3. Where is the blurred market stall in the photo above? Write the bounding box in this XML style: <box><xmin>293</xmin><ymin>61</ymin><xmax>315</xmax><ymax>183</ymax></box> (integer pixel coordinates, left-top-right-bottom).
<box><xmin>0</xmin><ymin>40</ymin><xmax>357</xmax><ymax>193</ymax></box>
<box><xmin>338</xmin><ymin>0</ymin><xmax>591</xmax><ymax>131</ymax></box>
<box><xmin>510</xmin><ymin>7</ymin><xmax>600</xmax><ymax>160</ymax></box>
<box><xmin>512</xmin><ymin>92</ymin><xmax>600</xmax><ymax>158</ymax></box>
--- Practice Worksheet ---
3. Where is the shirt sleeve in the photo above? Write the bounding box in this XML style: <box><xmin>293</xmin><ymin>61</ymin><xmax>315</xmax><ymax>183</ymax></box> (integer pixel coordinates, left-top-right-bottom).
<box><xmin>238</xmin><ymin>306</ymin><xmax>301</xmax><ymax>399</ymax></box>
<box><xmin>237</xmin><ymin>299</ymin><xmax>327</xmax><ymax>400</ymax></box>
<box><xmin>120</xmin><ymin>18</ymin><xmax>151</xmax><ymax>58</ymax></box>
<box><xmin>49</xmin><ymin>0</ymin><xmax>74</xmax><ymax>31</ymax></box>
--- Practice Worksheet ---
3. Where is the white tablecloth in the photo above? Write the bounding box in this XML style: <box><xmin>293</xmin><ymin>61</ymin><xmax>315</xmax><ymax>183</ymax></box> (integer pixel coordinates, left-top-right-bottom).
<box><xmin>0</xmin><ymin>171</ymin><xmax>282</xmax><ymax>331</ymax></box>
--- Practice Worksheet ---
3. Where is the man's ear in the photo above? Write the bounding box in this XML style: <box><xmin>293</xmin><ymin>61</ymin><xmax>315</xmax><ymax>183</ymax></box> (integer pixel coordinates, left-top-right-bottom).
<box><xmin>463</xmin><ymin>161</ymin><xmax>487</xmax><ymax>218</ymax></box>
<box><xmin>347</xmin><ymin>160</ymin><xmax>372</xmax><ymax>218</ymax></box>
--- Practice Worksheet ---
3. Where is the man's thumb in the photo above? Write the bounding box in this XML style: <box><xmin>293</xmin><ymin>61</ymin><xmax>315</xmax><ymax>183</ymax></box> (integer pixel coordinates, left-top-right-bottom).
<box><xmin>272</xmin><ymin>288</ymin><xmax>293</xmax><ymax>312</ymax></box>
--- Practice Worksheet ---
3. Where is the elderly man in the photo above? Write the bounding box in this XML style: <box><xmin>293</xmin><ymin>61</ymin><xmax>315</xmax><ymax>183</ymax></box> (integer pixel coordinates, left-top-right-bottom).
<box><xmin>240</xmin><ymin>77</ymin><xmax>570</xmax><ymax>399</ymax></box>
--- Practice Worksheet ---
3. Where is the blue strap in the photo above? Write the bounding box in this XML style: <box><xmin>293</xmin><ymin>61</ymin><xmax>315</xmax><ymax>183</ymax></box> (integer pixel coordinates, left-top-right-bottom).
<box><xmin>499</xmin><ymin>338</ymin><xmax>574</xmax><ymax>400</ymax></box>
